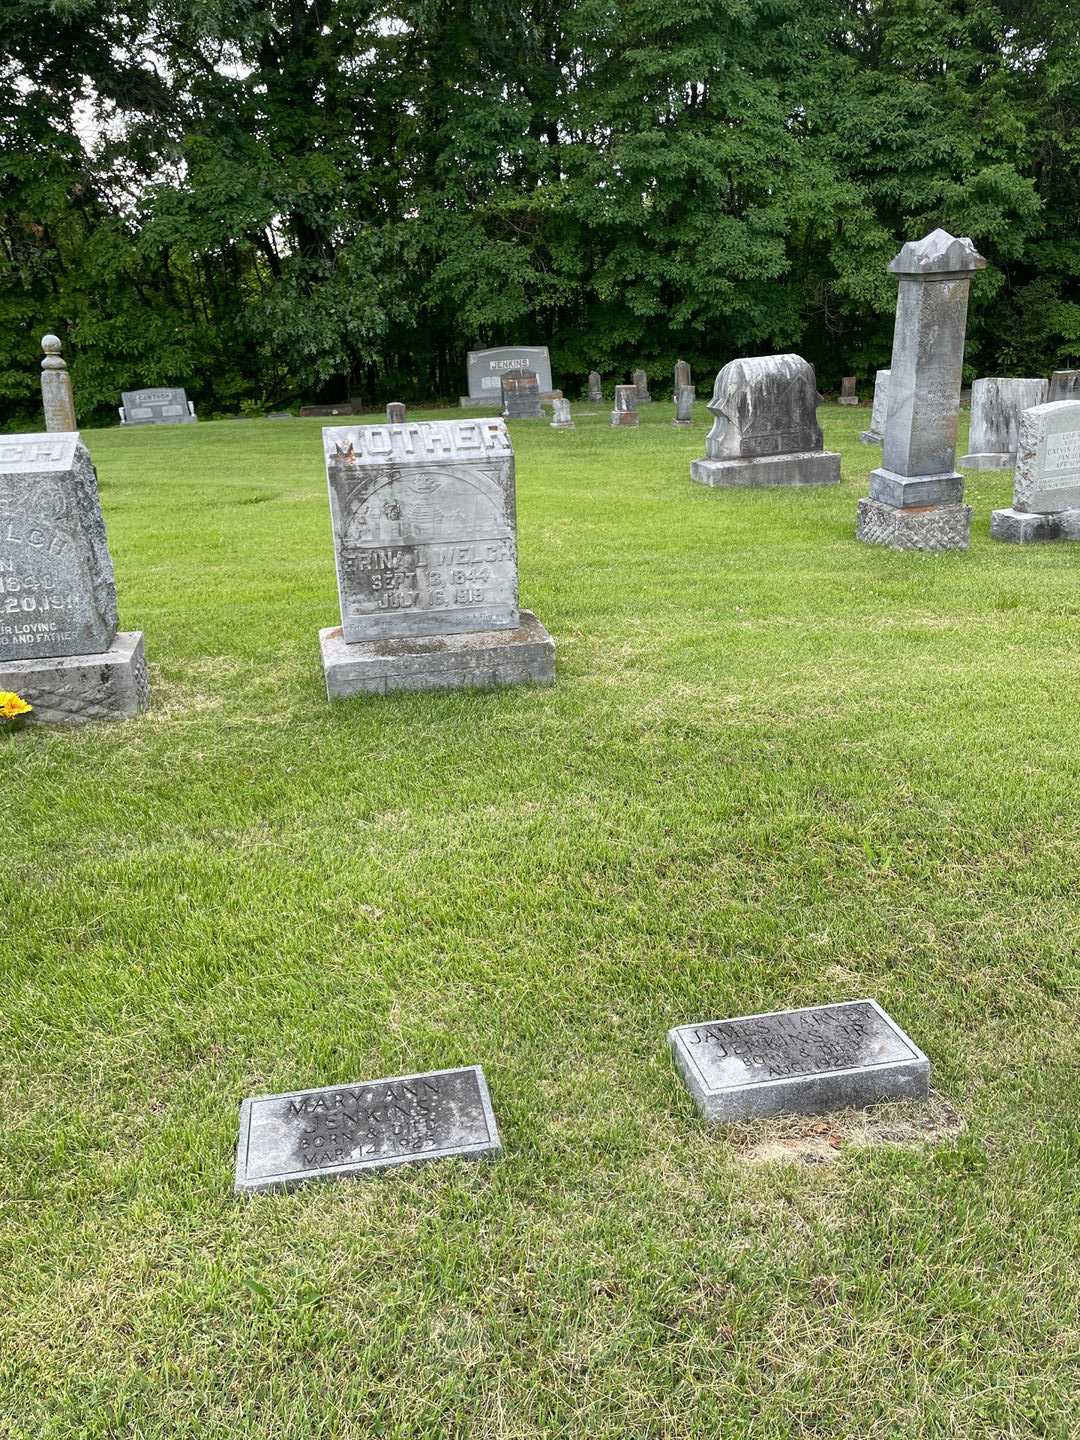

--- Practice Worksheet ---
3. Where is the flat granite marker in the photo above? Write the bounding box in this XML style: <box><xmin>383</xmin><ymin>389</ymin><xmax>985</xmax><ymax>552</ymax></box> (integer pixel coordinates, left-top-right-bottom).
<box><xmin>690</xmin><ymin>354</ymin><xmax>840</xmax><ymax>488</ymax></box>
<box><xmin>839</xmin><ymin>375</ymin><xmax>859</xmax><ymax>406</ymax></box>
<box><xmin>501</xmin><ymin>372</ymin><xmax>543</xmax><ymax>419</ymax></box>
<box><xmin>632</xmin><ymin>368</ymin><xmax>652</xmax><ymax>404</ymax></box>
<box><xmin>40</xmin><ymin>335</ymin><xmax>76</xmax><ymax>432</ymax></box>
<box><xmin>318</xmin><ymin>416</ymin><xmax>555</xmax><ymax>696</ymax></box>
<box><xmin>857</xmin><ymin>229</ymin><xmax>985</xmax><ymax>551</ymax></box>
<box><xmin>859</xmin><ymin>369</ymin><xmax>890</xmax><ymax>445</ymax></box>
<box><xmin>586</xmin><ymin>371</ymin><xmax>603</xmax><ymax>403</ymax></box>
<box><xmin>0</xmin><ymin>433</ymin><xmax>148</xmax><ymax>723</ymax></box>
<box><xmin>1049</xmin><ymin>370</ymin><xmax>1080</xmax><ymax>403</ymax></box>
<box><xmin>959</xmin><ymin>377</ymin><xmax>1048</xmax><ymax>470</ymax></box>
<box><xmin>235</xmin><ymin>1065</ymin><xmax>501</xmax><ymax>1193</ymax></box>
<box><xmin>119</xmin><ymin>386</ymin><xmax>196</xmax><ymax>425</ymax></box>
<box><xmin>611</xmin><ymin>385</ymin><xmax>639</xmax><ymax>427</ymax></box>
<box><xmin>670</xmin><ymin>1000</ymin><xmax>929</xmax><ymax>1124</ymax></box>
<box><xmin>462</xmin><ymin>346</ymin><xmax>553</xmax><ymax>408</ymax></box>
<box><xmin>991</xmin><ymin>399</ymin><xmax>1080</xmax><ymax>543</ymax></box>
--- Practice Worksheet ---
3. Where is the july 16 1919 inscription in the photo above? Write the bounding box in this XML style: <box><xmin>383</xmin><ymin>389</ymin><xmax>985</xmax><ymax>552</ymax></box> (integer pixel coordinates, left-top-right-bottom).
<box><xmin>235</xmin><ymin>1065</ymin><xmax>501</xmax><ymax>1192</ymax></box>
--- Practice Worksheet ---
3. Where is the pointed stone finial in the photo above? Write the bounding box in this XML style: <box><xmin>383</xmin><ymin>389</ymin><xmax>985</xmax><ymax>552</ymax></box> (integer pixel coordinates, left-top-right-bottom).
<box><xmin>889</xmin><ymin>229</ymin><xmax>986</xmax><ymax>276</ymax></box>
<box><xmin>40</xmin><ymin>333</ymin><xmax>77</xmax><ymax>431</ymax></box>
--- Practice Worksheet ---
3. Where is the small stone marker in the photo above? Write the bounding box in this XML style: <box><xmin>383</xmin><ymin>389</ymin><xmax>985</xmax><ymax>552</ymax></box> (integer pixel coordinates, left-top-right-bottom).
<box><xmin>40</xmin><ymin>335</ymin><xmax>76</xmax><ymax>432</ymax></box>
<box><xmin>119</xmin><ymin>386</ymin><xmax>196</xmax><ymax>425</ymax></box>
<box><xmin>673</xmin><ymin>384</ymin><xmax>694</xmax><ymax>427</ymax></box>
<box><xmin>690</xmin><ymin>354</ymin><xmax>840</xmax><ymax>487</ymax></box>
<box><xmin>611</xmin><ymin>385</ymin><xmax>639</xmax><ymax>427</ymax></box>
<box><xmin>386</xmin><ymin>401</ymin><xmax>407</xmax><ymax>423</ymax></box>
<box><xmin>839</xmin><ymin>375</ymin><xmax>859</xmax><ymax>406</ymax></box>
<box><xmin>501</xmin><ymin>372</ymin><xmax>543</xmax><ymax>419</ymax></box>
<box><xmin>299</xmin><ymin>402</ymin><xmax>358</xmax><ymax>418</ymax></box>
<box><xmin>857</xmin><ymin>229</ymin><xmax>985</xmax><ymax>551</ymax></box>
<box><xmin>0</xmin><ymin>433</ymin><xmax>147</xmax><ymax>723</ymax></box>
<box><xmin>991</xmin><ymin>399</ymin><xmax>1080</xmax><ymax>543</ymax></box>
<box><xmin>670</xmin><ymin>1000</ymin><xmax>929</xmax><ymax>1125</ymax></box>
<box><xmin>587</xmin><ymin>370</ymin><xmax>603</xmax><ymax>403</ymax></box>
<box><xmin>267</xmin><ymin>412</ymin><xmax>293</xmax><ymax>420</ymax></box>
<box><xmin>550</xmin><ymin>398</ymin><xmax>573</xmax><ymax>429</ymax></box>
<box><xmin>463</xmin><ymin>346</ymin><xmax>553</xmax><ymax>408</ymax></box>
<box><xmin>959</xmin><ymin>377</ymin><xmax>1048</xmax><ymax>470</ymax></box>
<box><xmin>859</xmin><ymin>369</ymin><xmax>890</xmax><ymax>445</ymax></box>
<box><xmin>632</xmin><ymin>368</ymin><xmax>652</xmax><ymax>404</ymax></box>
<box><xmin>1048</xmin><ymin>370</ymin><xmax>1080</xmax><ymax>403</ymax></box>
<box><xmin>235</xmin><ymin>1065</ymin><xmax>501</xmax><ymax>1193</ymax></box>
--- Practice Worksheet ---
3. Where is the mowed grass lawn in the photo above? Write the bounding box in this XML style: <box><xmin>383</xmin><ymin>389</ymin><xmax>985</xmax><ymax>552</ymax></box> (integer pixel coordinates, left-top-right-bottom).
<box><xmin>2</xmin><ymin>399</ymin><xmax>1078</xmax><ymax>1440</ymax></box>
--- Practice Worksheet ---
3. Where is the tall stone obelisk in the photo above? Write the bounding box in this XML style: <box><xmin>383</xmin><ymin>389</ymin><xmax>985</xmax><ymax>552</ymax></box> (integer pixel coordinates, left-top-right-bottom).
<box><xmin>40</xmin><ymin>334</ymin><xmax>77</xmax><ymax>432</ymax></box>
<box><xmin>857</xmin><ymin>229</ymin><xmax>986</xmax><ymax>551</ymax></box>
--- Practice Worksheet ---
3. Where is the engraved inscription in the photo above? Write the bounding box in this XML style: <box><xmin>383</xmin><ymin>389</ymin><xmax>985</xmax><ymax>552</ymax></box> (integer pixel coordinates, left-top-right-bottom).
<box><xmin>685</xmin><ymin>1005</ymin><xmax>876</xmax><ymax>1080</ymax></box>
<box><xmin>288</xmin><ymin>1077</ymin><xmax>446</xmax><ymax>1168</ymax></box>
<box><xmin>1044</xmin><ymin>428</ymin><xmax>1080</xmax><ymax>478</ymax></box>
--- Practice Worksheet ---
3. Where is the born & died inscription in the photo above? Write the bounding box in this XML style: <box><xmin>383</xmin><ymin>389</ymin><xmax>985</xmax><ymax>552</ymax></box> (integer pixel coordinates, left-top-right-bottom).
<box><xmin>1044</xmin><ymin>428</ymin><xmax>1080</xmax><ymax>480</ymax></box>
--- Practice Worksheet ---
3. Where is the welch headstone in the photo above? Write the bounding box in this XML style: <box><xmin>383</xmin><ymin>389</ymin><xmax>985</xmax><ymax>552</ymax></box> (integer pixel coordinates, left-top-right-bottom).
<box><xmin>318</xmin><ymin>417</ymin><xmax>555</xmax><ymax>697</ymax></box>
<box><xmin>959</xmin><ymin>377</ymin><xmax>1048</xmax><ymax>470</ymax></box>
<box><xmin>386</xmin><ymin>402</ymin><xmax>407</xmax><ymax>424</ymax></box>
<box><xmin>501</xmin><ymin>372</ymin><xmax>543</xmax><ymax>419</ymax></box>
<box><xmin>119</xmin><ymin>387</ymin><xmax>196</xmax><ymax>425</ymax></box>
<box><xmin>673</xmin><ymin>384</ymin><xmax>694</xmax><ymax>427</ymax></box>
<box><xmin>463</xmin><ymin>346</ymin><xmax>553</xmax><ymax>407</ymax></box>
<box><xmin>611</xmin><ymin>385</ymin><xmax>639</xmax><ymax>428</ymax></box>
<box><xmin>857</xmin><ymin>229</ymin><xmax>985</xmax><ymax>552</ymax></box>
<box><xmin>690</xmin><ymin>354</ymin><xmax>840</xmax><ymax>487</ymax></box>
<box><xmin>40</xmin><ymin>335</ymin><xmax>76</xmax><ymax>432</ymax></box>
<box><xmin>670</xmin><ymin>999</ymin><xmax>929</xmax><ymax>1125</ymax></box>
<box><xmin>632</xmin><ymin>369</ymin><xmax>652</xmax><ymax>404</ymax></box>
<box><xmin>991</xmin><ymin>400</ymin><xmax>1080</xmax><ymax>543</ymax></box>
<box><xmin>235</xmin><ymin>1065</ymin><xmax>501</xmax><ymax>1193</ymax></box>
<box><xmin>550</xmin><ymin>398</ymin><xmax>573</xmax><ymax>429</ymax></box>
<box><xmin>1049</xmin><ymin>370</ymin><xmax>1080</xmax><ymax>403</ymax></box>
<box><xmin>586</xmin><ymin>371</ymin><xmax>603</xmax><ymax>403</ymax></box>
<box><xmin>0</xmin><ymin>433</ymin><xmax>147</xmax><ymax>723</ymax></box>
<box><xmin>839</xmin><ymin>375</ymin><xmax>859</xmax><ymax>406</ymax></box>
<box><xmin>859</xmin><ymin>369</ymin><xmax>890</xmax><ymax>445</ymax></box>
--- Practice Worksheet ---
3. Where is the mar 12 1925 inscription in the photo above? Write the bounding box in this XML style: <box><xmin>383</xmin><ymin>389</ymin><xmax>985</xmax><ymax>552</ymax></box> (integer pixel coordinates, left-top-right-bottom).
<box><xmin>234</xmin><ymin>1065</ymin><xmax>501</xmax><ymax>1193</ymax></box>
<box><xmin>669</xmin><ymin>1000</ymin><xmax>929</xmax><ymax>1125</ymax></box>
<box><xmin>323</xmin><ymin>418</ymin><xmax>520</xmax><ymax>642</ymax></box>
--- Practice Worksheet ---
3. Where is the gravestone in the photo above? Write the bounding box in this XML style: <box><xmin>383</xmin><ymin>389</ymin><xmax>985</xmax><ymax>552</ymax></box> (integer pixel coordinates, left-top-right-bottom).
<box><xmin>119</xmin><ymin>387</ymin><xmax>196</xmax><ymax>425</ymax></box>
<box><xmin>318</xmin><ymin>417</ymin><xmax>555</xmax><ymax>697</ymax></box>
<box><xmin>689</xmin><ymin>354</ymin><xmax>840</xmax><ymax>487</ymax></box>
<box><xmin>632</xmin><ymin>369</ymin><xmax>652</xmax><ymax>404</ymax></box>
<box><xmin>859</xmin><ymin>369</ymin><xmax>890</xmax><ymax>445</ymax></box>
<box><xmin>386</xmin><ymin>402</ymin><xmax>407</xmax><ymax>424</ymax></box>
<box><xmin>1048</xmin><ymin>370</ymin><xmax>1080</xmax><ymax>403</ymax></box>
<box><xmin>991</xmin><ymin>400</ymin><xmax>1080</xmax><ymax>543</ymax></box>
<box><xmin>267</xmin><ymin>412</ymin><xmax>293</xmax><ymax>420</ymax></box>
<box><xmin>611</xmin><ymin>385</ymin><xmax>639</xmax><ymax>428</ymax></box>
<box><xmin>670</xmin><ymin>1000</ymin><xmax>929</xmax><ymax>1124</ymax></box>
<box><xmin>501</xmin><ymin>372</ymin><xmax>543</xmax><ymax>419</ymax></box>
<box><xmin>40</xmin><ymin>335</ymin><xmax>76</xmax><ymax>432</ymax></box>
<box><xmin>299</xmin><ymin>402</ymin><xmax>358</xmax><ymax>418</ymax></box>
<box><xmin>235</xmin><ymin>1066</ymin><xmax>501</xmax><ymax>1193</ymax></box>
<box><xmin>839</xmin><ymin>376</ymin><xmax>859</xmax><ymax>406</ymax></box>
<box><xmin>587</xmin><ymin>371</ymin><xmax>603</xmax><ymax>403</ymax></box>
<box><xmin>462</xmin><ymin>346</ymin><xmax>553</xmax><ymax>408</ymax></box>
<box><xmin>674</xmin><ymin>359</ymin><xmax>694</xmax><ymax>397</ymax></box>
<box><xmin>673</xmin><ymin>384</ymin><xmax>694</xmax><ymax>427</ymax></box>
<box><xmin>959</xmin><ymin>378</ymin><xmax>1048</xmax><ymax>469</ymax></box>
<box><xmin>550</xmin><ymin>398</ymin><xmax>573</xmax><ymax>429</ymax></box>
<box><xmin>857</xmin><ymin>229</ymin><xmax>985</xmax><ymax>551</ymax></box>
<box><xmin>0</xmin><ymin>433</ymin><xmax>148</xmax><ymax>723</ymax></box>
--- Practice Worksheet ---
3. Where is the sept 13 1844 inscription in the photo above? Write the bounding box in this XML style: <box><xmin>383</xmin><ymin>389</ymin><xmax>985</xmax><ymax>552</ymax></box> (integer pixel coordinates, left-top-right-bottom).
<box><xmin>669</xmin><ymin>1000</ymin><xmax>929</xmax><ymax>1124</ymax></box>
<box><xmin>235</xmin><ymin>1065</ymin><xmax>501</xmax><ymax>1193</ymax></box>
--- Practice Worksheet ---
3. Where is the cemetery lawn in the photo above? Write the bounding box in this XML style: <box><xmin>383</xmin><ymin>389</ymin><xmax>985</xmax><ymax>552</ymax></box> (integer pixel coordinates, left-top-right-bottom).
<box><xmin>4</xmin><ymin>403</ymin><xmax>1079</xmax><ymax>1440</ymax></box>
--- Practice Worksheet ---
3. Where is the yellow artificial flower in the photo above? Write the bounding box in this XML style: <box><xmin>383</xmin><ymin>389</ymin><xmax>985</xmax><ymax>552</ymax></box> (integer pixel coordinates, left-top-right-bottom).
<box><xmin>0</xmin><ymin>691</ymin><xmax>32</xmax><ymax>719</ymax></box>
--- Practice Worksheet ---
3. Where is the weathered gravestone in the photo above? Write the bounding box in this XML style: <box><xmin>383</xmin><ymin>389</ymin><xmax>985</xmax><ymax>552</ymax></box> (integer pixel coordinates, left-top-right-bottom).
<box><xmin>673</xmin><ymin>384</ymin><xmax>694</xmax><ymax>427</ymax></box>
<box><xmin>586</xmin><ymin>371</ymin><xmax>603</xmax><ymax>403</ymax></box>
<box><xmin>669</xmin><ymin>1000</ymin><xmax>929</xmax><ymax>1125</ymax></box>
<box><xmin>857</xmin><ymin>229</ymin><xmax>985</xmax><ymax>551</ymax></box>
<box><xmin>959</xmin><ymin>377</ymin><xmax>1048</xmax><ymax>470</ymax></box>
<box><xmin>839</xmin><ymin>376</ymin><xmax>859</xmax><ymax>406</ymax></box>
<box><xmin>632</xmin><ymin>369</ymin><xmax>652</xmax><ymax>404</ymax></box>
<box><xmin>386</xmin><ymin>402</ymin><xmax>407</xmax><ymax>424</ymax></box>
<box><xmin>318</xmin><ymin>417</ymin><xmax>555</xmax><ymax>697</ymax></box>
<box><xmin>674</xmin><ymin>359</ymin><xmax>694</xmax><ymax>397</ymax></box>
<box><xmin>0</xmin><ymin>433</ymin><xmax>148</xmax><ymax>723</ymax></box>
<box><xmin>40</xmin><ymin>335</ymin><xmax>76</xmax><ymax>432</ymax></box>
<box><xmin>299</xmin><ymin>403</ymin><xmax>358</xmax><ymax>418</ymax></box>
<box><xmin>462</xmin><ymin>346</ymin><xmax>553</xmax><ymax>407</ymax></box>
<box><xmin>550</xmin><ymin>398</ymin><xmax>574</xmax><ymax>429</ymax></box>
<box><xmin>689</xmin><ymin>354</ymin><xmax>840</xmax><ymax>487</ymax></box>
<box><xmin>1049</xmin><ymin>370</ymin><xmax>1080</xmax><ymax>403</ymax></box>
<box><xmin>611</xmin><ymin>385</ymin><xmax>639</xmax><ymax>428</ymax></box>
<box><xmin>990</xmin><ymin>400</ymin><xmax>1080</xmax><ymax>543</ymax></box>
<box><xmin>235</xmin><ymin>1065</ymin><xmax>501</xmax><ymax>1193</ymax></box>
<box><xmin>119</xmin><ymin>387</ymin><xmax>196</xmax><ymax>425</ymax></box>
<box><xmin>501</xmin><ymin>372</ymin><xmax>543</xmax><ymax>419</ymax></box>
<box><xmin>859</xmin><ymin>369</ymin><xmax>891</xmax><ymax>445</ymax></box>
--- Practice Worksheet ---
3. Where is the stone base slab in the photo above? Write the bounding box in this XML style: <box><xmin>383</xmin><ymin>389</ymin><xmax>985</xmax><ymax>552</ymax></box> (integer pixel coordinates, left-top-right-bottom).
<box><xmin>990</xmin><ymin>507</ymin><xmax>1080</xmax><ymax>543</ymax></box>
<box><xmin>0</xmin><ymin>631</ymin><xmax>148</xmax><ymax>724</ymax></box>
<box><xmin>858</xmin><ymin>430</ymin><xmax>883</xmax><ymax>446</ymax></box>
<box><xmin>857</xmin><ymin>498</ymin><xmax>971</xmax><ymax>552</ymax></box>
<box><xmin>959</xmin><ymin>451</ymin><xmax>1015</xmax><ymax>471</ymax></box>
<box><xmin>320</xmin><ymin>611</ymin><xmax>555</xmax><ymax>698</ymax></box>
<box><xmin>869</xmin><ymin>467</ymin><xmax>965</xmax><ymax>508</ymax></box>
<box><xmin>673</xmin><ymin>419</ymin><xmax>693</xmax><ymax>428</ymax></box>
<box><xmin>690</xmin><ymin>450</ymin><xmax>841</xmax><ymax>488</ymax></box>
<box><xmin>838</xmin><ymin>397</ymin><xmax>859</xmax><ymax>406</ymax></box>
<box><xmin>611</xmin><ymin>413</ymin><xmax>639</xmax><ymax>427</ymax></box>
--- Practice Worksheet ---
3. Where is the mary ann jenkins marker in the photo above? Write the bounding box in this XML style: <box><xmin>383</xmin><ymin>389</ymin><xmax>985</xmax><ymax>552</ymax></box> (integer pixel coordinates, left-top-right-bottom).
<box><xmin>669</xmin><ymin>1000</ymin><xmax>929</xmax><ymax>1124</ymax></box>
<box><xmin>235</xmin><ymin>1065</ymin><xmax>501</xmax><ymax>1193</ymax></box>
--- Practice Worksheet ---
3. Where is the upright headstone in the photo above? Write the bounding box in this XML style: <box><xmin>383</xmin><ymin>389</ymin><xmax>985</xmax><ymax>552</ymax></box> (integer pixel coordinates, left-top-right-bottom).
<box><xmin>0</xmin><ymin>433</ymin><xmax>148</xmax><ymax>723</ymax></box>
<box><xmin>501</xmin><ymin>372</ymin><xmax>543</xmax><ymax>419</ymax></box>
<box><xmin>857</xmin><ymin>229</ymin><xmax>986</xmax><ymax>551</ymax></box>
<box><xmin>119</xmin><ymin>387</ymin><xmax>196</xmax><ymax>425</ymax></box>
<box><xmin>386</xmin><ymin>402</ymin><xmax>407</xmax><ymax>424</ymax></box>
<box><xmin>959</xmin><ymin>378</ymin><xmax>1048</xmax><ymax>470</ymax></box>
<box><xmin>40</xmin><ymin>335</ymin><xmax>76</xmax><ymax>432</ymax></box>
<box><xmin>689</xmin><ymin>354</ymin><xmax>840</xmax><ymax>487</ymax></box>
<box><xmin>674</xmin><ymin>360</ymin><xmax>694</xmax><ymax>397</ymax></box>
<box><xmin>462</xmin><ymin>347</ymin><xmax>553</xmax><ymax>407</ymax></box>
<box><xmin>1048</xmin><ymin>370</ymin><xmax>1080</xmax><ymax>403</ymax></box>
<box><xmin>317</xmin><ymin>417</ymin><xmax>555</xmax><ymax>697</ymax></box>
<box><xmin>611</xmin><ymin>385</ymin><xmax>639</xmax><ymax>428</ymax></box>
<box><xmin>859</xmin><ymin>369</ymin><xmax>891</xmax><ymax>445</ymax></box>
<box><xmin>991</xmin><ymin>400</ymin><xmax>1080</xmax><ymax>543</ymax></box>
<box><xmin>632</xmin><ymin>369</ymin><xmax>652</xmax><ymax>404</ymax></box>
<box><xmin>673</xmin><ymin>385</ymin><xmax>694</xmax><ymax>427</ymax></box>
<box><xmin>550</xmin><ymin>398</ymin><xmax>573</xmax><ymax>429</ymax></box>
<box><xmin>839</xmin><ymin>376</ymin><xmax>859</xmax><ymax>406</ymax></box>
<box><xmin>586</xmin><ymin>371</ymin><xmax>603</xmax><ymax>403</ymax></box>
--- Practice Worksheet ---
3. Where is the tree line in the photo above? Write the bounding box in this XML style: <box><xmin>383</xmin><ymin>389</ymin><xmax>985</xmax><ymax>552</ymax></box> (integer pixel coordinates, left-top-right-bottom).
<box><xmin>2</xmin><ymin>0</ymin><xmax>1078</xmax><ymax>427</ymax></box>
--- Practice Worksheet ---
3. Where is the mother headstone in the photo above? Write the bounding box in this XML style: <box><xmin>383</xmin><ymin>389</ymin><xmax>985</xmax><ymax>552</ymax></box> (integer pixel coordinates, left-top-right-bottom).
<box><xmin>959</xmin><ymin>377</ymin><xmax>1048</xmax><ymax>470</ymax></box>
<box><xmin>991</xmin><ymin>400</ymin><xmax>1080</xmax><ymax>543</ymax></box>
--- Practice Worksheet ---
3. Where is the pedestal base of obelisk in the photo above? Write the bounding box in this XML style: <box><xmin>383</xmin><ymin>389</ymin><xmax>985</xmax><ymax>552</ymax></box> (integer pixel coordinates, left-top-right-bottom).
<box><xmin>690</xmin><ymin>450</ymin><xmax>840</xmax><ymax>488</ymax></box>
<box><xmin>0</xmin><ymin>632</ymin><xmax>149</xmax><ymax>724</ymax></box>
<box><xmin>990</xmin><ymin>507</ymin><xmax>1080</xmax><ymax>544</ymax></box>
<box><xmin>320</xmin><ymin>612</ymin><xmax>555</xmax><ymax>698</ymax></box>
<box><xmin>856</xmin><ymin>498</ymin><xmax>972</xmax><ymax>552</ymax></box>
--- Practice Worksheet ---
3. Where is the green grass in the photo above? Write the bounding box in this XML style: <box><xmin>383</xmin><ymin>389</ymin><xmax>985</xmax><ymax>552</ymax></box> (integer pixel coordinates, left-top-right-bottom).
<box><xmin>2</xmin><ymin>401</ymin><xmax>1078</xmax><ymax>1439</ymax></box>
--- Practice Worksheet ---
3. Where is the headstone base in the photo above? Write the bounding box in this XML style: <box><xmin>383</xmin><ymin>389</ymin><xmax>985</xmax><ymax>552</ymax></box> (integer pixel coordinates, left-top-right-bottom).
<box><xmin>673</xmin><ymin>418</ymin><xmax>693</xmax><ymax>428</ymax></box>
<box><xmin>0</xmin><ymin>631</ymin><xmax>148</xmax><ymax>724</ymax></box>
<box><xmin>320</xmin><ymin>612</ymin><xmax>554</xmax><ymax>698</ymax></box>
<box><xmin>858</xmin><ymin>429</ymin><xmax>883</xmax><ymax>446</ymax></box>
<box><xmin>611</xmin><ymin>412</ymin><xmax>639</xmax><ymax>428</ymax></box>
<box><xmin>690</xmin><ymin>450</ymin><xmax>841</xmax><ymax>489</ymax></box>
<box><xmin>990</xmin><ymin>507</ymin><xmax>1080</xmax><ymax>544</ymax></box>
<box><xmin>869</xmin><ymin>468</ymin><xmax>965</xmax><ymax>508</ymax></box>
<box><xmin>838</xmin><ymin>397</ymin><xmax>859</xmax><ymax>406</ymax></box>
<box><xmin>458</xmin><ymin>396</ymin><xmax>503</xmax><ymax>410</ymax></box>
<box><xmin>958</xmin><ymin>451</ymin><xmax>1015</xmax><ymax>471</ymax></box>
<box><xmin>857</xmin><ymin>498</ymin><xmax>971</xmax><ymax>552</ymax></box>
